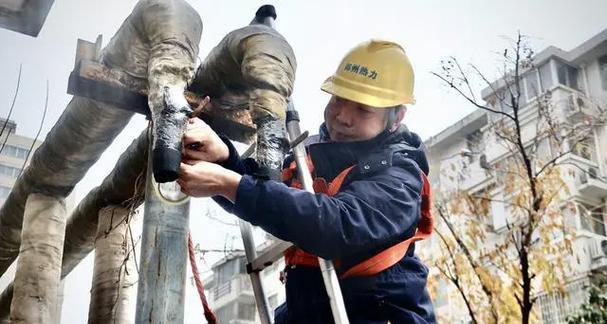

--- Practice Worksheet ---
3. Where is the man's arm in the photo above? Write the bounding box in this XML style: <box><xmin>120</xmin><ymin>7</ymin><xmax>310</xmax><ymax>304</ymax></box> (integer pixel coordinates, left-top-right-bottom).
<box><xmin>231</xmin><ymin>160</ymin><xmax>423</xmax><ymax>260</ymax></box>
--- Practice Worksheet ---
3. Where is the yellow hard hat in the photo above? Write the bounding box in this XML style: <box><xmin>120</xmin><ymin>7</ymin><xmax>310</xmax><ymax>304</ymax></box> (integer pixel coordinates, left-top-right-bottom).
<box><xmin>321</xmin><ymin>39</ymin><xmax>415</xmax><ymax>108</ymax></box>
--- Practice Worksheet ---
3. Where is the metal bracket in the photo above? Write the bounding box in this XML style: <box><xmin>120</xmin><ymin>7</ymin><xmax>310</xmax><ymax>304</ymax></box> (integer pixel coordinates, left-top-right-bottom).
<box><xmin>67</xmin><ymin>37</ymin><xmax>257</xmax><ymax>144</ymax></box>
<box><xmin>246</xmin><ymin>240</ymin><xmax>292</xmax><ymax>274</ymax></box>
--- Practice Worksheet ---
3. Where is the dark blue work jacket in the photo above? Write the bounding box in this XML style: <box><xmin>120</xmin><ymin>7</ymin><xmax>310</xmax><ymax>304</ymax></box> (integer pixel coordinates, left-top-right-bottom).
<box><xmin>215</xmin><ymin>124</ymin><xmax>436</xmax><ymax>324</ymax></box>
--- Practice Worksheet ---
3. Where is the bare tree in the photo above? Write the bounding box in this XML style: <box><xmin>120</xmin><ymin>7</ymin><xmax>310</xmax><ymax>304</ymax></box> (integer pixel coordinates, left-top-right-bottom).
<box><xmin>428</xmin><ymin>33</ymin><xmax>606</xmax><ymax>323</ymax></box>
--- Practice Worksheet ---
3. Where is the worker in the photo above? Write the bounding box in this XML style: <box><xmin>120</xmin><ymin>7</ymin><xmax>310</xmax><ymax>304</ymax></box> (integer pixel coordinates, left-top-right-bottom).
<box><xmin>178</xmin><ymin>40</ymin><xmax>436</xmax><ymax>323</ymax></box>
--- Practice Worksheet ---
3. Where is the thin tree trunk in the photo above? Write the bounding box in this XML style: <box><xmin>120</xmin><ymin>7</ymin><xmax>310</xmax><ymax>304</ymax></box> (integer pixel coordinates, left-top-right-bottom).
<box><xmin>9</xmin><ymin>194</ymin><xmax>66</xmax><ymax>324</ymax></box>
<box><xmin>88</xmin><ymin>206</ymin><xmax>139</xmax><ymax>324</ymax></box>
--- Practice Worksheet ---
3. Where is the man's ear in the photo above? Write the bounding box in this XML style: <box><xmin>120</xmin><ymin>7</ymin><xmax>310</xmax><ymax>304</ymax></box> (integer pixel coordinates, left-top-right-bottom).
<box><xmin>390</xmin><ymin>106</ymin><xmax>406</xmax><ymax>132</ymax></box>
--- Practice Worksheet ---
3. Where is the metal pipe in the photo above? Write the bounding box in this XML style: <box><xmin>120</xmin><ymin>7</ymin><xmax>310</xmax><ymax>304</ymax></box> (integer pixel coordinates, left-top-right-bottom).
<box><xmin>286</xmin><ymin>102</ymin><xmax>350</xmax><ymax>324</ymax></box>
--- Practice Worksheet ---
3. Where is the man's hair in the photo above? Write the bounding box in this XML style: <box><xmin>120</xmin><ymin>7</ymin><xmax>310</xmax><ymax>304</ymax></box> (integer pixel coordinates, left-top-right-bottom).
<box><xmin>385</xmin><ymin>105</ymin><xmax>406</xmax><ymax>130</ymax></box>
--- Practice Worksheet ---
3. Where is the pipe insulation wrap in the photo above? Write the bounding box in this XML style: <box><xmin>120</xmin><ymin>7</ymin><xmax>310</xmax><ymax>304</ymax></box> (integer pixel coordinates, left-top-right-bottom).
<box><xmin>190</xmin><ymin>24</ymin><xmax>296</xmax><ymax>175</ymax></box>
<box><xmin>152</xmin><ymin>86</ymin><xmax>192</xmax><ymax>183</ymax></box>
<box><xmin>255</xmin><ymin>116</ymin><xmax>288</xmax><ymax>179</ymax></box>
<box><xmin>0</xmin><ymin>96</ymin><xmax>133</xmax><ymax>276</ymax></box>
<box><xmin>191</xmin><ymin>25</ymin><xmax>295</xmax><ymax>117</ymax></box>
<box><xmin>0</xmin><ymin>131</ymin><xmax>148</xmax><ymax>321</ymax></box>
<box><xmin>102</xmin><ymin>0</ymin><xmax>202</xmax><ymax>183</ymax></box>
<box><xmin>9</xmin><ymin>194</ymin><xmax>66</xmax><ymax>324</ymax></box>
<box><xmin>88</xmin><ymin>206</ymin><xmax>138</xmax><ymax>324</ymax></box>
<box><xmin>0</xmin><ymin>0</ymin><xmax>202</xmax><ymax>276</ymax></box>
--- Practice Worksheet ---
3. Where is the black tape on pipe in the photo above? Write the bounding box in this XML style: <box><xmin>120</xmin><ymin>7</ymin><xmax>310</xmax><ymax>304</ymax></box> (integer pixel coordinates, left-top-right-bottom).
<box><xmin>255</xmin><ymin>116</ymin><xmax>288</xmax><ymax>180</ymax></box>
<box><xmin>152</xmin><ymin>87</ymin><xmax>192</xmax><ymax>183</ymax></box>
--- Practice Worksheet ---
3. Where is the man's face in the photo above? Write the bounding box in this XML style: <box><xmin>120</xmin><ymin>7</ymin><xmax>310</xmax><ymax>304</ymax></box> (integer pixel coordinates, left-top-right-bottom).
<box><xmin>324</xmin><ymin>96</ymin><xmax>389</xmax><ymax>142</ymax></box>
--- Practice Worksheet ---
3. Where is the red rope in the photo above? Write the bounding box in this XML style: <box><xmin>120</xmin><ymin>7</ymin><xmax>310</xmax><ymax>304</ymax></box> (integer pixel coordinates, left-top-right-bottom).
<box><xmin>188</xmin><ymin>233</ymin><xmax>218</xmax><ymax>324</ymax></box>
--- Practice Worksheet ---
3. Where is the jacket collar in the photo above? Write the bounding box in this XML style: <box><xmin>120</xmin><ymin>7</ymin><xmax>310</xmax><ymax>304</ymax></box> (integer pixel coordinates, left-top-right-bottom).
<box><xmin>307</xmin><ymin>123</ymin><xmax>428</xmax><ymax>181</ymax></box>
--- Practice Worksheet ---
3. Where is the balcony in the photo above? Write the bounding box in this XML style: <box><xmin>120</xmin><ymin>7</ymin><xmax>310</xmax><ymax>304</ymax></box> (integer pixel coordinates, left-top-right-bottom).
<box><xmin>563</xmin><ymin>91</ymin><xmax>601</xmax><ymax>119</ymax></box>
<box><xmin>568</xmin><ymin>155</ymin><xmax>607</xmax><ymax>201</ymax></box>
<box><xmin>585</xmin><ymin>236</ymin><xmax>607</xmax><ymax>271</ymax></box>
<box><xmin>212</xmin><ymin>274</ymin><xmax>254</xmax><ymax>308</ymax></box>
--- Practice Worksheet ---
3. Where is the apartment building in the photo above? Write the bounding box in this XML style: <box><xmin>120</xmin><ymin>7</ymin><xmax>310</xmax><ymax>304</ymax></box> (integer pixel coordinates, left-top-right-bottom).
<box><xmin>204</xmin><ymin>237</ymin><xmax>286</xmax><ymax>324</ymax></box>
<box><xmin>0</xmin><ymin>118</ymin><xmax>41</xmax><ymax>205</ymax></box>
<box><xmin>424</xmin><ymin>29</ymin><xmax>607</xmax><ymax>323</ymax></box>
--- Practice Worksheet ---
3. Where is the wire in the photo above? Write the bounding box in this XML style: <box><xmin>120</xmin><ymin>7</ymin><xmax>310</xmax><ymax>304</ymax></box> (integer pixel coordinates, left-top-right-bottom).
<box><xmin>18</xmin><ymin>79</ymin><xmax>49</xmax><ymax>179</ymax></box>
<box><xmin>0</xmin><ymin>64</ymin><xmax>22</xmax><ymax>156</ymax></box>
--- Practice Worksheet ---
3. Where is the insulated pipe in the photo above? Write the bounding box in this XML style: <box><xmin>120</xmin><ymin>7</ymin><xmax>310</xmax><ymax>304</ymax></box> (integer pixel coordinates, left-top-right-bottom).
<box><xmin>100</xmin><ymin>0</ymin><xmax>202</xmax><ymax>183</ymax></box>
<box><xmin>190</xmin><ymin>4</ymin><xmax>295</xmax><ymax>179</ymax></box>
<box><xmin>0</xmin><ymin>131</ymin><xmax>148</xmax><ymax>320</ymax></box>
<box><xmin>0</xmin><ymin>96</ymin><xmax>133</xmax><ymax>278</ymax></box>
<box><xmin>135</xmin><ymin>129</ymin><xmax>190</xmax><ymax>324</ymax></box>
<box><xmin>9</xmin><ymin>194</ymin><xmax>66</xmax><ymax>324</ymax></box>
<box><xmin>152</xmin><ymin>87</ymin><xmax>193</xmax><ymax>182</ymax></box>
<box><xmin>0</xmin><ymin>0</ymin><xmax>201</xmax><ymax>278</ymax></box>
<box><xmin>88</xmin><ymin>206</ymin><xmax>138</xmax><ymax>324</ymax></box>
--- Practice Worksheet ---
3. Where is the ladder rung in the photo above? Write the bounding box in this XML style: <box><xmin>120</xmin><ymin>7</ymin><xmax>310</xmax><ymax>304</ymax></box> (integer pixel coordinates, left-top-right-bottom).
<box><xmin>246</xmin><ymin>240</ymin><xmax>292</xmax><ymax>274</ymax></box>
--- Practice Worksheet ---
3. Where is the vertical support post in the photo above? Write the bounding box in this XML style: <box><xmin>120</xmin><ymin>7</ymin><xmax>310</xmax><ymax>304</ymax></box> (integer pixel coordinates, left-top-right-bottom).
<box><xmin>9</xmin><ymin>194</ymin><xmax>66</xmax><ymax>324</ymax></box>
<box><xmin>88</xmin><ymin>206</ymin><xmax>139</xmax><ymax>324</ymax></box>
<box><xmin>135</xmin><ymin>131</ymin><xmax>190</xmax><ymax>324</ymax></box>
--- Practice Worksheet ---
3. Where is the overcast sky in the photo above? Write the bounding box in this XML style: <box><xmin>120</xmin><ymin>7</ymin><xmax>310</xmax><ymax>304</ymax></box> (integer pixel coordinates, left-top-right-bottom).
<box><xmin>1</xmin><ymin>0</ymin><xmax>606</xmax><ymax>323</ymax></box>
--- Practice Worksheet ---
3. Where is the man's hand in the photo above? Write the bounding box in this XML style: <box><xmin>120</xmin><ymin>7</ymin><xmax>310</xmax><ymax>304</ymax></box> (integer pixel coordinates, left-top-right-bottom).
<box><xmin>183</xmin><ymin>118</ymin><xmax>230</xmax><ymax>163</ymax></box>
<box><xmin>177</xmin><ymin>161</ymin><xmax>242</xmax><ymax>202</ymax></box>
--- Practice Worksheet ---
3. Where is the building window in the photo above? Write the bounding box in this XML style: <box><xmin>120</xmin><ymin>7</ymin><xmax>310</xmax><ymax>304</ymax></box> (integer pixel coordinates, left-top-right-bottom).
<box><xmin>238</xmin><ymin>257</ymin><xmax>247</xmax><ymax>274</ymax></box>
<box><xmin>491</xmin><ymin>194</ymin><xmax>507</xmax><ymax>231</ymax></box>
<box><xmin>216</xmin><ymin>258</ymin><xmax>241</xmax><ymax>285</ymax></box>
<box><xmin>569</xmin><ymin>134</ymin><xmax>596</xmax><ymax>162</ymax></box>
<box><xmin>237</xmin><ymin>302</ymin><xmax>256</xmax><ymax>321</ymax></box>
<box><xmin>539</xmin><ymin>62</ymin><xmax>553</xmax><ymax>90</ymax></box>
<box><xmin>465</xmin><ymin>130</ymin><xmax>484</xmax><ymax>161</ymax></box>
<box><xmin>599</xmin><ymin>54</ymin><xmax>607</xmax><ymax>90</ymax></box>
<box><xmin>1</xmin><ymin>145</ymin><xmax>29</xmax><ymax>159</ymax></box>
<box><xmin>0</xmin><ymin>164</ymin><xmax>21</xmax><ymax>178</ymax></box>
<box><xmin>579</xmin><ymin>203</ymin><xmax>606</xmax><ymax>236</ymax></box>
<box><xmin>215</xmin><ymin>302</ymin><xmax>237</xmax><ymax>323</ymax></box>
<box><xmin>556</xmin><ymin>62</ymin><xmax>580</xmax><ymax>90</ymax></box>
<box><xmin>524</xmin><ymin>71</ymin><xmax>540</xmax><ymax>99</ymax></box>
<box><xmin>538</xmin><ymin>278</ymin><xmax>589</xmax><ymax>324</ymax></box>
<box><xmin>516</xmin><ymin>80</ymin><xmax>528</xmax><ymax>107</ymax></box>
